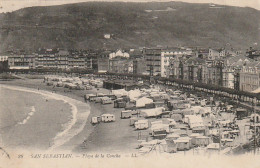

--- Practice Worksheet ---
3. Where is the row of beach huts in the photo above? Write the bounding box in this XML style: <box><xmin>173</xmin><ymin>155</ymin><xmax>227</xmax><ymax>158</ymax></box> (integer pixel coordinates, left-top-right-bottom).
<box><xmin>44</xmin><ymin>75</ymin><xmax>251</xmax><ymax>155</ymax></box>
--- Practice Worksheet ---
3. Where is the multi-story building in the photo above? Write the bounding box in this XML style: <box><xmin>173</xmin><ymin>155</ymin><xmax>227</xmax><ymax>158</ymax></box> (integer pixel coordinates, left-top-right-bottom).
<box><xmin>240</xmin><ymin>61</ymin><xmax>260</xmax><ymax>92</ymax></box>
<box><xmin>133</xmin><ymin>57</ymin><xmax>146</xmax><ymax>75</ymax></box>
<box><xmin>68</xmin><ymin>50</ymin><xmax>85</xmax><ymax>69</ymax></box>
<box><xmin>109</xmin><ymin>57</ymin><xmax>133</xmax><ymax>74</ymax></box>
<box><xmin>222</xmin><ymin>56</ymin><xmax>253</xmax><ymax>89</ymax></box>
<box><xmin>144</xmin><ymin>48</ymin><xmax>162</xmax><ymax>76</ymax></box>
<box><xmin>208</xmin><ymin>48</ymin><xmax>226</xmax><ymax>60</ymax></box>
<box><xmin>129</xmin><ymin>49</ymin><xmax>143</xmax><ymax>59</ymax></box>
<box><xmin>161</xmin><ymin>50</ymin><xmax>176</xmax><ymax>77</ymax></box>
<box><xmin>97</xmin><ymin>51</ymin><xmax>110</xmax><ymax>73</ymax></box>
<box><xmin>195</xmin><ymin>49</ymin><xmax>209</xmax><ymax>59</ymax></box>
<box><xmin>0</xmin><ymin>56</ymin><xmax>8</xmax><ymax>62</ymax></box>
<box><xmin>56</xmin><ymin>50</ymin><xmax>69</xmax><ymax>69</ymax></box>
<box><xmin>8</xmin><ymin>53</ymin><xmax>35</xmax><ymax>69</ymax></box>
<box><xmin>86</xmin><ymin>51</ymin><xmax>98</xmax><ymax>71</ymax></box>
<box><xmin>35</xmin><ymin>49</ymin><xmax>59</xmax><ymax>69</ymax></box>
<box><xmin>201</xmin><ymin>60</ymin><xmax>224</xmax><ymax>86</ymax></box>
<box><xmin>184</xmin><ymin>57</ymin><xmax>205</xmax><ymax>83</ymax></box>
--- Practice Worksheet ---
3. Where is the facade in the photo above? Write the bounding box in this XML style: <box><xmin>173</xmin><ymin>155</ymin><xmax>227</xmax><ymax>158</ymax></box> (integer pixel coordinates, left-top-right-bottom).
<box><xmin>201</xmin><ymin>60</ymin><xmax>224</xmax><ymax>86</ymax></box>
<box><xmin>133</xmin><ymin>57</ymin><xmax>146</xmax><ymax>75</ymax></box>
<box><xmin>208</xmin><ymin>49</ymin><xmax>226</xmax><ymax>60</ymax></box>
<box><xmin>161</xmin><ymin>50</ymin><xmax>178</xmax><ymax>77</ymax></box>
<box><xmin>56</xmin><ymin>50</ymin><xmax>69</xmax><ymax>69</ymax></box>
<box><xmin>222</xmin><ymin>56</ymin><xmax>253</xmax><ymax>89</ymax></box>
<box><xmin>240</xmin><ymin>61</ymin><xmax>260</xmax><ymax>92</ymax></box>
<box><xmin>68</xmin><ymin>51</ymin><xmax>85</xmax><ymax>69</ymax></box>
<box><xmin>0</xmin><ymin>56</ymin><xmax>8</xmax><ymax>62</ymax></box>
<box><xmin>8</xmin><ymin>54</ymin><xmax>35</xmax><ymax>69</ymax></box>
<box><xmin>97</xmin><ymin>51</ymin><xmax>110</xmax><ymax>73</ymax></box>
<box><xmin>35</xmin><ymin>49</ymin><xmax>59</xmax><ymax>69</ymax></box>
<box><xmin>129</xmin><ymin>49</ymin><xmax>143</xmax><ymax>59</ymax></box>
<box><xmin>195</xmin><ymin>49</ymin><xmax>209</xmax><ymax>59</ymax></box>
<box><xmin>184</xmin><ymin>57</ymin><xmax>205</xmax><ymax>83</ymax></box>
<box><xmin>86</xmin><ymin>51</ymin><xmax>98</xmax><ymax>71</ymax></box>
<box><xmin>109</xmin><ymin>57</ymin><xmax>133</xmax><ymax>74</ymax></box>
<box><xmin>144</xmin><ymin>48</ymin><xmax>162</xmax><ymax>76</ymax></box>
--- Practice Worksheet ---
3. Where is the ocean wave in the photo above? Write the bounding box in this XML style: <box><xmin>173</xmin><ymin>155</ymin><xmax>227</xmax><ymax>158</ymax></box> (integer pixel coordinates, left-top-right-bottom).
<box><xmin>17</xmin><ymin>106</ymin><xmax>36</xmax><ymax>125</ymax></box>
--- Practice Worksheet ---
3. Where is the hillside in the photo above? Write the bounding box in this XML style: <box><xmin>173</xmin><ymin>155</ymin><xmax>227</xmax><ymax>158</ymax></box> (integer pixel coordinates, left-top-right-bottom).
<box><xmin>0</xmin><ymin>1</ymin><xmax>259</xmax><ymax>52</ymax></box>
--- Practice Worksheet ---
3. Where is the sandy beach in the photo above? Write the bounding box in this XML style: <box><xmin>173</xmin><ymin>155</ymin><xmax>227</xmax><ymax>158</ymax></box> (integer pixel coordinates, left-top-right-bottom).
<box><xmin>0</xmin><ymin>77</ymin><xmax>139</xmax><ymax>154</ymax></box>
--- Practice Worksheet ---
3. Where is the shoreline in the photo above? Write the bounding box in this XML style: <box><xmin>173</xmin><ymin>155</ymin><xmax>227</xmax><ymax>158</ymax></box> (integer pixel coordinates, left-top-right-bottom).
<box><xmin>0</xmin><ymin>78</ymin><xmax>139</xmax><ymax>154</ymax></box>
<box><xmin>0</xmin><ymin>82</ymin><xmax>91</xmax><ymax>151</ymax></box>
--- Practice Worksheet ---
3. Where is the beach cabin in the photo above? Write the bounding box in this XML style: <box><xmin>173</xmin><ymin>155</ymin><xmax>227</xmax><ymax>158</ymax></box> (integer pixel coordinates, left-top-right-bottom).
<box><xmin>150</xmin><ymin>123</ymin><xmax>169</xmax><ymax>139</ymax></box>
<box><xmin>89</xmin><ymin>96</ymin><xmax>99</xmax><ymax>102</ymax></box>
<box><xmin>135</xmin><ymin>120</ymin><xmax>149</xmax><ymax>130</ymax></box>
<box><xmin>184</xmin><ymin>115</ymin><xmax>204</xmax><ymax>129</ymax></box>
<box><xmin>114</xmin><ymin>99</ymin><xmax>126</xmax><ymax>108</ymax></box>
<box><xmin>194</xmin><ymin>136</ymin><xmax>210</xmax><ymax>147</ymax></box>
<box><xmin>130</xmin><ymin>117</ymin><xmax>138</xmax><ymax>126</ymax></box>
<box><xmin>94</xmin><ymin>97</ymin><xmax>103</xmax><ymax>103</ymax></box>
<box><xmin>101</xmin><ymin>114</ymin><xmax>115</xmax><ymax>122</ymax></box>
<box><xmin>105</xmin><ymin>94</ymin><xmax>117</xmax><ymax>100</ymax></box>
<box><xmin>165</xmin><ymin>139</ymin><xmax>177</xmax><ymax>153</ymax></box>
<box><xmin>190</xmin><ymin>133</ymin><xmax>201</xmax><ymax>145</ymax></box>
<box><xmin>192</xmin><ymin>127</ymin><xmax>206</xmax><ymax>135</ymax></box>
<box><xmin>207</xmin><ymin>143</ymin><xmax>220</xmax><ymax>154</ymax></box>
<box><xmin>174</xmin><ymin>137</ymin><xmax>191</xmax><ymax>151</ymax></box>
<box><xmin>101</xmin><ymin>97</ymin><xmax>112</xmax><ymax>104</ymax></box>
<box><xmin>166</xmin><ymin>134</ymin><xmax>180</xmax><ymax>141</ymax></box>
<box><xmin>91</xmin><ymin>116</ymin><xmax>101</xmax><ymax>124</ymax></box>
<box><xmin>236</xmin><ymin>108</ymin><xmax>248</xmax><ymax>120</ymax></box>
<box><xmin>121</xmin><ymin>110</ymin><xmax>132</xmax><ymax>119</ymax></box>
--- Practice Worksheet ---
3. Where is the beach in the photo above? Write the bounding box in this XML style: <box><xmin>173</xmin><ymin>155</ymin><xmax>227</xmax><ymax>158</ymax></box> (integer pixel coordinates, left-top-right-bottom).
<box><xmin>0</xmin><ymin>78</ymin><xmax>139</xmax><ymax>154</ymax></box>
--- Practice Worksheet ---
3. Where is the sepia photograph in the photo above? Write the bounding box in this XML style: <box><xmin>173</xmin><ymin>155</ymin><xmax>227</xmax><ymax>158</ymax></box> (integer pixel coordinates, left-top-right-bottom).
<box><xmin>0</xmin><ymin>0</ymin><xmax>260</xmax><ymax>167</ymax></box>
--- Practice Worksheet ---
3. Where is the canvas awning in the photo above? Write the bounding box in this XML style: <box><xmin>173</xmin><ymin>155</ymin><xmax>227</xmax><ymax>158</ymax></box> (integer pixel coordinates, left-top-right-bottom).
<box><xmin>140</xmin><ymin>107</ymin><xmax>163</xmax><ymax>117</ymax></box>
<box><xmin>136</xmin><ymin>97</ymin><xmax>153</xmax><ymax>107</ymax></box>
<box><xmin>252</xmin><ymin>87</ymin><xmax>260</xmax><ymax>94</ymax></box>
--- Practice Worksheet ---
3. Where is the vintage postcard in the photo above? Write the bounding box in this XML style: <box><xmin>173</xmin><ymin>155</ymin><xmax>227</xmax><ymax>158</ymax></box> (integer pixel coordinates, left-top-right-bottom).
<box><xmin>0</xmin><ymin>0</ymin><xmax>259</xmax><ymax>167</ymax></box>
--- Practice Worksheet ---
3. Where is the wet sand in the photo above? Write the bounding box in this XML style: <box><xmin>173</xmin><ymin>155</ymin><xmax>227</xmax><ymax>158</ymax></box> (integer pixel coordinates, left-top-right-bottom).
<box><xmin>0</xmin><ymin>78</ymin><xmax>140</xmax><ymax>154</ymax></box>
<box><xmin>0</xmin><ymin>86</ymin><xmax>72</xmax><ymax>150</ymax></box>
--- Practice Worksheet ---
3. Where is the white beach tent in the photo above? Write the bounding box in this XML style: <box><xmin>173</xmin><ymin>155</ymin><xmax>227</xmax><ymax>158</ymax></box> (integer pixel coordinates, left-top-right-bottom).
<box><xmin>140</xmin><ymin>107</ymin><xmax>164</xmax><ymax>118</ymax></box>
<box><xmin>111</xmin><ymin>89</ymin><xmax>128</xmax><ymax>97</ymax></box>
<box><xmin>128</xmin><ymin>89</ymin><xmax>142</xmax><ymax>101</ymax></box>
<box><xmin>184</xmin><ymin>115</ymin><xmax>204</xmax><ymax>129</ymax></box>
<box><xmin>136</xmin><ymin>97</ymin><xmax>153</xmax><ymax>108</ymax></box>
<box><xmin>150</xmin><ymin>123</ymin><xmax>170</xmax><ymax>134</ymax></box>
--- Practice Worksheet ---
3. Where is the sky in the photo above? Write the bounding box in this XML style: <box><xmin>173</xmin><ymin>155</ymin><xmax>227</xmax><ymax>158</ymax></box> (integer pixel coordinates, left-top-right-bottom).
<box><xmin>0</xmin><ymin>0</ymin><xmax>259</xmax><ymax>13</ymax></box>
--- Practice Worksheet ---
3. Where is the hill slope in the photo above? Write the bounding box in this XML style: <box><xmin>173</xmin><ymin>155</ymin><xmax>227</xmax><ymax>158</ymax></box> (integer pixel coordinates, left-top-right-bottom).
<box><xmin>0</xmin><ymin>1</ymin><xmax>259</xmax><ymax>52</ymax></box>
